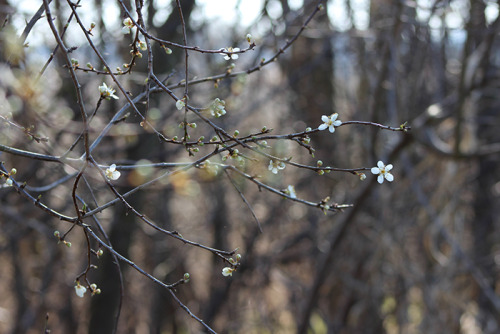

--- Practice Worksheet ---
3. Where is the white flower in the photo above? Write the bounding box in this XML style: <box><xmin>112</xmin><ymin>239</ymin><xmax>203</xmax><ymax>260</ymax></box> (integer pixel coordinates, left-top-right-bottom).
<box><xmin>176</xmin><ymin>99</ymin><xmax>185</xmax><ymax>111</ymax></box>
<box><xmin>99</xmin><ymin>83</ymin><xmax>119</xmax><ymax>100</ymax></box>
<box><xmin>122</xmin><ymin>17</ymin><xmax>134</xmax><ymax>34</ymax></box>
<box><xmin>5</xmin><ymin>178</ymin><xmax>13</xmax><ymax>187</ymax></box>
<box><xmin>287</xmin><ymin>185</ymin><xmax>297</xmax><ymax>198</ymax></box>
<box><xmin>105</xmin><ymin>164</ymin><xmax>121</xmax><ymax>180</ymax></box>
<box><xmin>210</xmin><ymin>98</ymin><xmax>226</xmax><ymax>117</ymax></box>
<box><xmin>75</xmin><ymin>284</ymin><xmax>87</xmax><ymax>298</ymax></box>
<box><xmin>268</xmin><ymin>160</ymin><xmax>285</xmax><ymax>174</ymax></box>
<box><xmin>221</xmin><ymin>47</ymin><xmax>240</xmax><ymax>60</ymax></box>
<box><xmin>222</xmin><ymin>267</ymin><xmax>234</xmax><ymax>277</ymax></box>
<box><xmin>371</xmin><ymin>161</ymin><xmax>394</xmax><ymax>184</ymax></box>
<box><xmin>318</xmin><ymin>113</ymin><xmax>342</xmax><ymax>133</ymax></box>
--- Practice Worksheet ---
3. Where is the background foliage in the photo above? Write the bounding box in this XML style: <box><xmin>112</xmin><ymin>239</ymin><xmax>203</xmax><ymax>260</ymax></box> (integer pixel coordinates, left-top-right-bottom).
<box><xmin>1</xmin><ymin>0</ymin><xmax>500</xmax><ymax>333</ymax></box>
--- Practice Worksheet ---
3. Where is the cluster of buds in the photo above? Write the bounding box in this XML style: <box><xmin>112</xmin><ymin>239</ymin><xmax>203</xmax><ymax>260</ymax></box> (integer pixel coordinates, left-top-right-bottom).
<box><xmin>222</xmin><ymin>253</ymin><xmax>242</xmax><ymax>277</ymax></box>
<box><xmin>1</xmin><ymin>167</ymin><xmax>16</xmax><ymax>187</ymax></box>
<box><xmin>210</xmin><ymin>98</ymin><xmax>226</xmax><ymax>118</ymax></box>
<box><xmin>74</xmin><ymin>282</ymin><xmax>101</xmax><ymax>298</ymax></box>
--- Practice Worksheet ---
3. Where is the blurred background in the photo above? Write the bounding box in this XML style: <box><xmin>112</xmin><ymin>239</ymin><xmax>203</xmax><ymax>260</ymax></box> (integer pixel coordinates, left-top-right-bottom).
<box><xmin>1</xmin><ymin>0</ymin><xmax>500</xmax><ymax>333</ymax></box>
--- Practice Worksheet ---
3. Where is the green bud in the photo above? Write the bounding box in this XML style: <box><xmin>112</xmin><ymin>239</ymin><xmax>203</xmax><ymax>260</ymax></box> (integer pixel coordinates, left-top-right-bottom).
<box><xmin>317</xmin><ymin>170</ymin><xmax>324</xmax><ymax>176</ymax></box>
<box><xmin>184</xmin><ymin>273</ymin><xmax>190</xmax><ymax>282</ymax></box>
<box><xmin>317</xmin><ymin>160</ymin><xmax>323</xmax><ymax>167</ymax></box>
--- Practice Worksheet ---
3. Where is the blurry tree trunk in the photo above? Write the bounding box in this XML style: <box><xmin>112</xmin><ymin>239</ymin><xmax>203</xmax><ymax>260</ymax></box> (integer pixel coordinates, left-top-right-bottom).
<box><xmin>87</xmin><ymin>185</ymin><xmax>141</xmax><ymax>334</ymax></box>
<box><xmin>284</xmin><ymin>1</ymin><xmax>336</xmax><ymax>332</ymax></box>
<box><xmin>152</xmin><ymin>0</ymin><xmax>196</xmax><ymax>74</ymax></box>
<box><xmin>468</xmin><ymin>0</ymin><xmax>500</xmax><ymax>327</ymax></box>
<box><xmin>201</xmin><ymin>182</ymin><xmax>231</xmax><ymax>328</ymax></box>
<box><xmin>286</xmin><ymin>0</ymin><xmax>335</xmax><ymax>155</ymax></box>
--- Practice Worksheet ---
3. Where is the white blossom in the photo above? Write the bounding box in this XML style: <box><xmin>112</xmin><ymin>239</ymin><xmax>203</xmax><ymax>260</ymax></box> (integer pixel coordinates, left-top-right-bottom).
<box><xmin>318</xmin><ymin>113</ymin><xmax>342</xmax><ymax>133</ymax></box>
<box><xmin>221</xmin><ymin>47</ymin><xmax>240</xmax><ymax>60</ymax></box>
<box><xmin>105</xmin><ymin>164</ymin><xmax>121</xmax><ymax>180</ymax></box>
<box><xmin>176</xmin><ymin>99</ymin><xmax>185</xmax><ymax>111</ymax></box>
<box><xmin>122</xmin><ymin>17</ymin><xmax>134</xmax><ymax>34</ymax></box>
<box><xmin>287</xmin><ymin>185</ymin><xmax>297</xmax><ymax>198</ymax></box>
<box><xmin>222</xmin><ymin>267</ymin><xmax>234</xmax><ymax>277</ymax></box>
<box><xmin>371</xmin><ymin>161</ymin><xmax>394</xmax><ymax>184</ymax></box>
<box><xmin>75</xmin><ymin>284</ymin><xmax>87</xmax><ymax>298</ymax></box>
<box><xmin>98</xmin><ymin>83</ymin><xmax>119</xmax><ymax>100</ymax></box>
<box><xmin>268</xmin><ymin>160</ymin><xmax>285</xmax><ymax>174</ymax></box>
<box><xmin>5</xmin><ymin>178</ymin><xmax>13</xmax><ymax>187</ymax></box>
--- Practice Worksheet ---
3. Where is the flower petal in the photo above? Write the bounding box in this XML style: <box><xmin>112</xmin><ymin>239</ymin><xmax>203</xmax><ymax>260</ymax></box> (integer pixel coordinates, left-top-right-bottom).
<box><xmin>318</xmin><ymin>124</ymin><xmax>328</xmax><ymax>131</ymax></box>
<box><xmin>371</xmin><ymin>167</ymin><xmax>380</xmax><ymax>175</ymax></box>
<box><xmin>321</xmin><ymin>115</ymin><xmax>329</xmax><ymax>123</ymax></box>
<box><xmin>330</xmin><ymin>113</ymin><xmax>338</xmax><ymax>121</ymax></box>
<box><xmin>385</xmin><ymin>173</ymin><xmax>394</xmax><ymax>182</ymax></box>
<box><xmin>75</xmin><ymin>285</ymin><xmax>87</xmax><ymax>298</ymax></box>
<box><xmin>377</xmin><ymin>161</ymin><xmax>385</xmax><ymax>169</ymax></box>
<box><xmin>385</xmin><ymin>164</ymin><xmax>393</xmax><ymax>171</ymax></box>
<box><xmin>377</xmin><ymin>174</ymin><xmax>384</xmax><ymax>184</ymax></box>
<box><xmin>328</xmin><ymin>126</ymin><xmax>335</xmax><ymax>133</ymax></box>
